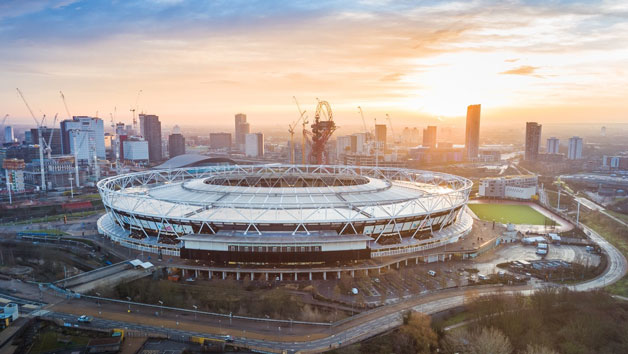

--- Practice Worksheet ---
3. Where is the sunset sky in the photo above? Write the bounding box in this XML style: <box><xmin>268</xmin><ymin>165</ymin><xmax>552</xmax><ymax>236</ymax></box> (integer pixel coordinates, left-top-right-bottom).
<box><xmin>1</xmin><ymin>0</ymin><xmax>627</xmax><ymax>128</ymax></box>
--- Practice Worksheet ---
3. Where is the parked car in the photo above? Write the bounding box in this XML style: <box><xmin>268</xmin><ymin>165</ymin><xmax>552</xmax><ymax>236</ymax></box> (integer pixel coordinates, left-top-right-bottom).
<box><xmin>77</xmin><ymin>315</ymin><xmax>93</xmax><ymax>323</ymax></box>
<box><xmin>428</xmin><ymin>270</ymin><xmax>436</xmax><ymax>277</ymax></box>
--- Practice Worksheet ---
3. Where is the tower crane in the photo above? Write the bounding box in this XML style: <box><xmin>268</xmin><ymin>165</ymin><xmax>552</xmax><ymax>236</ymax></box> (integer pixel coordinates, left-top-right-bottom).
<box><xmin>385</xmin><ymin>113</ymin><xmax>396</xmax><ymax>143</ymax></box>
<box><xmin>17</xmin><ymin>88</ymin><xmax>47</xmax><ymax>191</ymax></box>
<box><xmin>130</xmin><ymin>90</ymin><xmax>142</xmax><ymax>134</ymax></box>
<box><xmin>60</xmin><ymin>91</ymin><xmax>72</xmax><ymax>119</ymax></box>
<box><xmin>293</xmin><ymin>96</ymin><xmax>309</xmax><ymax>165</ymax></box>
<box><xmin>44</xmin><ymin>113</ymin><xmax>58</xmax><ymax>159</ymax></box>
<box><xmin>290</xmin><ymin>96</ymin><xmax>307</xmax><ymax>165</ymax></box>
<box><xmin>357</xmin><ymin>106</ymin><xmax>369</xmax><ymax>137</ymax></box>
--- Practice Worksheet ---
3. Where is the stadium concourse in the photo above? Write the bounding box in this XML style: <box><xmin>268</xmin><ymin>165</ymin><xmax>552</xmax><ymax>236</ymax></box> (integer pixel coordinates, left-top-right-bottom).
<box><xmin>97</xmin><ymin>165</ymin><xmax>473</xmax><ymax>269</ymax></box>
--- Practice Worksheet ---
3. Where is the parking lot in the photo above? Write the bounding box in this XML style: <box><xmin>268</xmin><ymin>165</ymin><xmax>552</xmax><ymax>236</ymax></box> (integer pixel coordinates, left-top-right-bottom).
<box><xmin>315</xmin><ymin>242</ymin><xmax>601</xmax><ymax>306</ymax></box>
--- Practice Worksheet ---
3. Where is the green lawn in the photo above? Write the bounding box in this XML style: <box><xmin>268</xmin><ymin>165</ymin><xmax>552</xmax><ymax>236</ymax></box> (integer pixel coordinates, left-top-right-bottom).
<box><xmin>468</xmin><ymin>203</ymin><xmax>552</xmax><ymax>225</ymax></box>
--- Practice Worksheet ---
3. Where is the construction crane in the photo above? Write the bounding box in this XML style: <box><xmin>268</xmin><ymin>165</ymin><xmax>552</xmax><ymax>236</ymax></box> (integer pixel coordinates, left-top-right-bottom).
<box><xmin>60</xmin><ymin>91</ymin><xmax>72</xmax><ymax>119</ymax></box>
<box><xmin>308</xmin><ymin>99</ymin><xmax>337</xmax><ymax>165</ymax></box>
<box><xmin>17</xmin><ymin>88</ymin><xmax>47</xmax><ymax>191</ymax></box>
<box><xmin>130</xmin><ymin>90</ymin><xmax>142</xmax><ymax>134</ymax></box>
<box><xmin>290</xmin><ymin>96</ymin><xmax>307</xmax><ymax>165</ymax></box>
<box><xmin>385</xmin><ymin>113</ymin><xmax>396</xmax><ymax>143</ymax></box>
<box><xmin>44</xmin><ymin>113</ymin><xmax>58</xmax><ymax>159</ymax></box>
<box><xmin>357</xmin><ymin>106</ymin><xmax>369</xmax><ymax>137</ymax></box>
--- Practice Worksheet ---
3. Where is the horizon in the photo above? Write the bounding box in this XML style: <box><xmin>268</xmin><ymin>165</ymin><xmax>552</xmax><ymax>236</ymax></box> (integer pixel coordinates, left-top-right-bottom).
<box><xmin>1</xmin><ymin>1</ymin><xmax>628</xmax><ymax>128</ymax></box>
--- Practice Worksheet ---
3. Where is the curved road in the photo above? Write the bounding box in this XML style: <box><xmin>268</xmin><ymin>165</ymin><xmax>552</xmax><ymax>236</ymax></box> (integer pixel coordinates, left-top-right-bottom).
<box><xmin>14</xmin><ymin>219</ymin><xmax>628</xmax><ymax>353</ymax></box>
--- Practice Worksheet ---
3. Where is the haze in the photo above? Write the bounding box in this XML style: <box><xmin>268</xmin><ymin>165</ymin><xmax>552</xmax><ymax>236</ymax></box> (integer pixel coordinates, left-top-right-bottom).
<box><xmin>1</xmin><ymin>0</ymin><xmax>627</xmax><ymax>127</ymax></box>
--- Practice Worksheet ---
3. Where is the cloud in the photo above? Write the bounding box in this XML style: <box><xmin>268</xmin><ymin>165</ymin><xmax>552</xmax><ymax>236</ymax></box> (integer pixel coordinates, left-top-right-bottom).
<box><xmin>499</xmin><ymin>65</ymin><xmax>540</xmax><ymax>76</ymax></box>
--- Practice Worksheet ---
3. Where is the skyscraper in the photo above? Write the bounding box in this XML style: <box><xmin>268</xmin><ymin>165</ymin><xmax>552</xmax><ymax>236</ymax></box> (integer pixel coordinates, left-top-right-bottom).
<box><xmin>209</xmin><ymin>133</ymin><xmax>232</xmax><ymax>150</ymax></box>
<box><xmin>525</xmin><ymin>122</ymin><xmax>542</xmax><ymax>161</ymax></box>
<box><xmin>235</xmin><ymin>113</ymin><xmax>250</xmax><ymax>152</ymax></box>
<box><xmin>464</xmin><ymin>104</ymin><xmax>481</xmax><ymax>160</ymax></box>
<box><xmin>3</xmin><ymin>126</ymin><xmax>14</xmax><ymax>144</ymax></box>
<box><xmin>375</xmin><ymin>124</ymin><xmax>387</xmax><ymax>149</ymax></box>
<box><xmin>60</xmin><ymin>116</ymin><xmax>105</xmax><ymax>163</ymax></box>
<box><xmin>568</xmin><ymin>136</ymin><xmax>583</xmax><ymax>160</ymax></box>
<box><xmin>139</xmin><ymin>114</ymin><xmax>162</xmax><ymax>163</ymax></box>
<box><xmin>422</xmin><ymin>126</ymin><xmax>437</xmax><ymax>148</ymax></box>
<box><xmin>546</xmin><ymin>137</ymin><xmax>560</xmax><ymax>154</ymax></box>
<box><xmin>168</xmin><ymin>125</ymin><xmax>186</xmax><ymax>158</ymax></box>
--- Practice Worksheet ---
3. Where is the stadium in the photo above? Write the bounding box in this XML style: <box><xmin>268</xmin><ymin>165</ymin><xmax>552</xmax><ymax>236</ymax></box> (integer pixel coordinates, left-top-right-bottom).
<box><xmin>97</xmin><ymin>165</ymin><xmax>473</xmax><ymax>265</ymax></box>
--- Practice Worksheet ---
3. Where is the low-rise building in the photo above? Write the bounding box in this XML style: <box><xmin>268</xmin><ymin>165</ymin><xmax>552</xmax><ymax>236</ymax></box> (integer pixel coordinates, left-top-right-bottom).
<box><xmin>479</xmin><ymin>174</ymin><xmax>538</xmax><ymax>200</ymax></box>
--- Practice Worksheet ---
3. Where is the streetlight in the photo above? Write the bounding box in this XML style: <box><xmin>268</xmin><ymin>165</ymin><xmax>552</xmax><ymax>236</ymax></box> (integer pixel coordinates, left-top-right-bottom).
<box><xmin>265</xmin><ymin>314</ymin><xmax>270</xmax><ymax>329</ymax></box>
<box><xmin>95</xmin><ymin>292</ymin><xmax>101</xmax><ymax>307</ymax></box>
<box><xmin>229</xmin><ymin>312</ymin><xmax>232</xmax><ymax>326</ymax></box>
<box><xmin>158</xmin><ymin>300</ymin><xmax>163</xmax><ymax>316</ymax></box>
<box><xmin>193</xmin><ymin>305</ymin><xmax>198</xmax><ymax>320</ymax></box>
<box><xmin>126</xmin><ymin>297</ymin><xmax>131</xmax><ymax>313</ymax></box>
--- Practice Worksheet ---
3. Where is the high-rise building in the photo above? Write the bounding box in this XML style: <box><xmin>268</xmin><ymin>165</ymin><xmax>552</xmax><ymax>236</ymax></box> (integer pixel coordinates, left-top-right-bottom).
<box><xmin>464</xmin><ymin>104</ymin><xmax>481</xmax><ymax>160</ymax></box>
<box><xmin>423</xmin><ymin>126</ymin><xmax>437</xmax><ymax>148</ymax></box>
<box><xmin>3</xmin><ymin>126</ymin><xmax>14</xmax><ymax>144</ymax></box>
<box><xmin>168</xmin><ymin>125</ymin><xmax>186</xmax><ymax>158</ymax></box>
<box><xmin>3</xmin><ymin>158</ymin><xmax>26</xmax><ymax>192</ymax></box>
<box><xmin>568</xmin><ymin>136</ymin><xmax>583</xmax><ymax>160</ymax></box>
<box><xmin>546</xmin><ymin>137</ymin><xmax>560</xmax><ymax>154</ymax></box>
<box><xmin>235</xmin><ymin>113</ymin><xmax>250</xmax><ymax>151</ymax></box>
<box><xmin>524</xmin><ymin>122</ymin><xmax>542</xmax><ymax>161</ymax></box>
<box><xmin>138</xmin><ymin>114</ymin><xmax>162</xmax><ymax>163</ymax></box>
<box><xmin>60</xmin><ymin>116</ymin><xmax>105</xmax><ymax>163</ymax></box>
<box><xmin>245</xmin><ymin>133</ymin><xmax>264</xmax><ymax>157</ymax></box>
<box><xmin>375</xmin><ymin>124</ymin><xmax>387</xmax><ymax>149</ymax></box>
<box><xmin>31</xmin><ymin>127</ymin><xmax>62</xmax><ymax>155</ymax></box>
<box><xmin>210</xmin><ymin>133</ymin><xmax>232</xmax><ymax>150</ymax></box>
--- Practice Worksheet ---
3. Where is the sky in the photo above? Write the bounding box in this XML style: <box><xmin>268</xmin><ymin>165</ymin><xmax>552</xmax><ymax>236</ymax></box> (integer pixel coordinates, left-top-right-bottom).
<box><xmin>1</xmin><ymin>0</ymin><xmax>627</xmax><ymax>129</ymax></box>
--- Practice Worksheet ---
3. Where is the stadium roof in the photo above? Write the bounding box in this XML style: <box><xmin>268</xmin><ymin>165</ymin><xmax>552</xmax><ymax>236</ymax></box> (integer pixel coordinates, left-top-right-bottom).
<box><xmin>154</xmin><ymin>154</ymin><xmax>236</xmax><ymax>169</ymax></box>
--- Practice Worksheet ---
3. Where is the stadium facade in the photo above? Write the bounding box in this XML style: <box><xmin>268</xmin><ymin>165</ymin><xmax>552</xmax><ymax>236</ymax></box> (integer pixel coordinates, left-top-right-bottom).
<box><xmin>97</xmin><ymin>165</ymin><xmax>473</xmax><ymax>265</ymax></box>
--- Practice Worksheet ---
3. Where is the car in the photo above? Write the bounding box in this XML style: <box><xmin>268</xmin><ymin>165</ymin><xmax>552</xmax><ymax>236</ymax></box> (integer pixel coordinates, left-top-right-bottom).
<box><xmin>222</xmin><ymin>335</ymin><xmax>234</xmax><ymax>343</ymax></box>
<box><xmin>77</xmin><ymin>315</ymin><xmax>93</xmax><ymax>323</ymax></box>
<box><xmin>373</xmin><ymin>278</ymin><xmax>380</xmax><ymax>283</ymax></box>
<box><xmin>351</xmin><ymin>288</ymin><xmax>359</xmax><ymax>295</ymax></box>
<box><xmin>428</xmin><ymin>270</ymin><xmax>436</xmax><ymax>277</ymax></box>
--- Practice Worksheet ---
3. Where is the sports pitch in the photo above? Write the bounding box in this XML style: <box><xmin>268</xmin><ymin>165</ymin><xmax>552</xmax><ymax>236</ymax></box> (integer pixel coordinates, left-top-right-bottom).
<box><xmin>467</xmin><ymin>203</ymin><xmax>553</xmax><ymax>225</ymax></box>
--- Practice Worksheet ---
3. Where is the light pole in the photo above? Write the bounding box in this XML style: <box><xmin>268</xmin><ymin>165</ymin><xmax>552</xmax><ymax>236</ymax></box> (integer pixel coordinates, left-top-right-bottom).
<box><xmin>95</xmin><ymin>292</ymin><xmax>101</xmax><ymax>307</ymax></box>
<box><xmin>126</xmin><ymin>297</ymin><xmax>131</xmax><ymax>313</ymax></box>
<box><xmin>68</xmin><ymin>176</ymin><xmax>74</xmax><ymax>198</ymax></box>
<box><xmin>193</xmin><ymin>305</ymin><xmax>198</xmax><ymax>320</ymax></box>
<box><xmin>229</xmin><ymin>312</ymin><xmax>232</xmax><ymax>326</ymax></box>
<box><xmin>158</xmin><ymin>300</ymin><xmax>163</xmax><ymax>316</ymax></box>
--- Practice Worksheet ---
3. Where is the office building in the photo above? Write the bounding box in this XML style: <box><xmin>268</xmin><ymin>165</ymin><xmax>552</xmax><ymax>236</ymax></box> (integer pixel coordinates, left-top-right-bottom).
<box><xmin>60</xmin><ymin>116</ymin><xmax>106</xmax><ymax>163</ymax></box>
<box><xmin>245</xmin><ymin>133</ymin><xmax>264</xmax><ymax>157</ymax></box>
<box><xmin>31</xmin><ymin>127</ymin><xmax>62</xmax><ymax>156</ymax></box>
<box><xmin>375</xmin><ymin>124</ymin><xmax>387</xmax><ymax>149</ymax></box>
<box><xmin>336</xmin><ymin>136</ymin><xmax>352</xmax><ymax>158</ymax></box>
<box><xmin>168</xmin><ymin>125</ymin><xmax>186</xmax><ymax>158</ymax></box>
<box><xmin>3</xmin><ymin>126</ymin><xmax>14</xmax><ymax>144</ymax></box>
<box><xmin>524</xmin><ymin>122</ymin><xmax>542</xmax><ymax>161</ymax></box>
<box><xmin>423</xmin><ymin>126</ymin><xmax>437</xmax><ymax>148</ymax></box>
<box><xmin>138</xmin><ymin>114</ymin><xmax>162</xmax><ymax>163</ymax></box>
<box><xmin>464</xmin><ymin>104</ymin><xmax>481</xmax><ymax>160</ymax></box>
<box><xmin>568</xmin><ymin>136</ymin><xmax>583</xmax><ymax>160</ymax></box>
<box><xmin>546</xmin><ymin>137</ymin><xmax>560</xmax><ymax>154</ymax></box>
<box><xmin>209</xmin><ymin>133</ymin><xmax>232</xmax><ymax>150</ymax></box>
<box><xmin>235</xmin><ymin>113</ymin><xmax>250</xmax><ymax>151</ymax></box>
<box><xmin>123</xmin><ymin>138</ymin><xmax>149</xmax><ymax>163</ymax></box>
<box><xmin>401</xmin><ymin>127</ymin><xmax>420</xmax><ymax>146</ymax></box>
<box><xmin>479</xmin><ymin>175</ymin><xmax>538</xmax><ymax>200</ymax></box>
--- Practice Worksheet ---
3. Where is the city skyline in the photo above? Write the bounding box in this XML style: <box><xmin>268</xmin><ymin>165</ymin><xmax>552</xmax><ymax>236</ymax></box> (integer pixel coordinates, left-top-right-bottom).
<box><xmin>1</xmin><ymin>0</ymin><xmax>628</xmax><ymax>127</ymax></box>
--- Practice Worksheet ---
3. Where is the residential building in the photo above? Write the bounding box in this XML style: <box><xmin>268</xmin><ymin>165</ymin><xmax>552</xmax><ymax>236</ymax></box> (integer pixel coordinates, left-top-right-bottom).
<box><xmin>209</xmin><ymin>133</ymin><xmax>232</xmax><ymax>150</ymax></box>
<box><xmin>464</xmin><ymin>104</ymin><xmax>481</xmax><ymax>160</ymax></box>
<box><xmin>168</xmin><ymin>125</ymin><xmax>186</xmax><ymax>158</ymax></box>
<box><xmin>423</xmin><ymin>126</ymin><xmax>437</xmax><ymax>148</ymax></box>
<box><xmin>524</xmin><ymin>122</ymin><xmax>542</xmax><ymax>161</ymax></box>
<box><xmin>245</xmin><ymin>133</ymin><xmax>264</xmax><ymax>157</ymax></box>
<box><xmin>479</xmin><ymin>175</ymin><xmax>538</xmax><ymax>200</ymax></box>
<box><xmin>138</xmin><ymin>114</ymin><xmax>162</xmax><ymax>163</ymax></box>
<box><xmin>235</xmin><ymin>113</ymin><xmax>250</xmax><ymax>151</ymax></box>
<box><xmin>375</xmin><ymin>124</ymin><xmax>387</xmax><ymax>149</ymax></box>
<box><xmin>3</xmin><ymin>158</ymin><xmax>26</xmax><ymax>192</ymax></box>
<box><xmin>568</xmin><ymin>136</ymin><xmax>583</xmax><ymax>160</ymax></box>
<box><xmin>603</xmin><ymin>156</ymin><xmax>628</xmax><ymax>170</ymax></box>
<box><xmin>546</xmin><ymin>137</ymin><xmax>560</xmax><ymax>154</ymax></box>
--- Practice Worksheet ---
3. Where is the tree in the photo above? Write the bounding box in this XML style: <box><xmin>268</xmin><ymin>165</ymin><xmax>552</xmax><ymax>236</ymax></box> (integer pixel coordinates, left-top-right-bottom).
<box><xmin>524</xmin><ymin>344</ymin><xmax>559</xmax><ymax>354</ymax></box>
<box><xmin>398</xmin><ymin>312</ymin><xmax>438</xmax><ymax>354</ymax></box>
<box><xmin>470</xmin><ymin>327</ymin><xmax>513</xmax><ymax>354</ymax></box>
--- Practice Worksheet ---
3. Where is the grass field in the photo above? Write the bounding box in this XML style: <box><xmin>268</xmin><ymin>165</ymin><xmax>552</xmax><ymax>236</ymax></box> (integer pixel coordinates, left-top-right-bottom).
<box><xmin>468</xmin><ymin>203</ymin><xmax>552</xmax><ymax>225</ymax></box>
